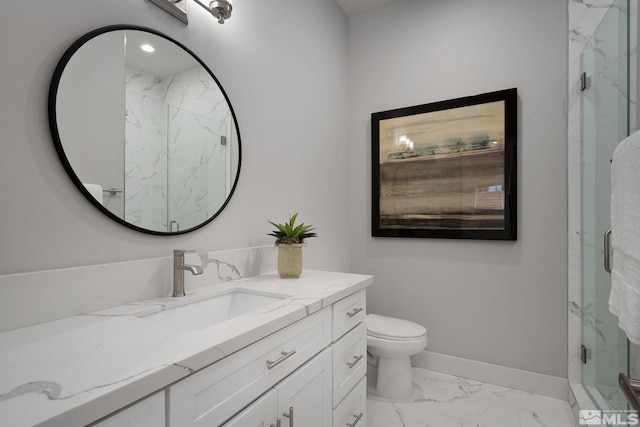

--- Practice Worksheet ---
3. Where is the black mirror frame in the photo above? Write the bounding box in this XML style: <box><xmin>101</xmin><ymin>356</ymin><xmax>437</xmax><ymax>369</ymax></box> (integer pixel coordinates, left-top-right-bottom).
<box><xmin>48</xmin><ymin>24</ymin><xmax>242</xmax><ymax>236</ymax></box>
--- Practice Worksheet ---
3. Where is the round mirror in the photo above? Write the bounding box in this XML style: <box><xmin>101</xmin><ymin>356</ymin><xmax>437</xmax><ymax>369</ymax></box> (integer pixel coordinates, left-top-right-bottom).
<box><xmin>48</xmin><ymin>25</ymin><xmax>241</xmax><ymax>235</ymax></box>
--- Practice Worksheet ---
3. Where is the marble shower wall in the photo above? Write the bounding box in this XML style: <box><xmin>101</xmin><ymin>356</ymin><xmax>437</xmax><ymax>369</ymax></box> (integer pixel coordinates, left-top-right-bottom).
<box><xmin>125</xmin><ymin>65</ymin><xmax>230</xmax><ymax>232</ymax></box>
<box><xmin>125</xmin><ymin>67</ymin><xmax>169</xmax><ymax>230</ymax></box>
<box><xmin>164</xmin><ymin>66</ymin><xmax>231</xmax><ymax>230</ymax></box>
<box><xmin>166</xmin><ymin>106</ymin><xmax>226</xmax><ymax>230</ymax></box>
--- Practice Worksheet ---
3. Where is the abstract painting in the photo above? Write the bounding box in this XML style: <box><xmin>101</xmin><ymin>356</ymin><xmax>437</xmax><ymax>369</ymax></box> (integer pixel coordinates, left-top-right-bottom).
<box><xmin>371</xmin><ymin>88</ymin><xmax>517</xmax><ymax>240</ymax></box>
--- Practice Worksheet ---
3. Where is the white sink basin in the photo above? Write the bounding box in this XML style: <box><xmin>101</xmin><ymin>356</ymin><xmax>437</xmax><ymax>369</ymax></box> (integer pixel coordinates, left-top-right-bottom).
<box><xmin>143</xmin><ymin>290</ymin><xmax>286</xmax><ymax>331</ymax></box>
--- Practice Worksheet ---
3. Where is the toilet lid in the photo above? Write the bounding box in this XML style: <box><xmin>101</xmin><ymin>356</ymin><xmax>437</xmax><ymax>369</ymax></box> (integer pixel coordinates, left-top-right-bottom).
<box><xmin>367</xmin><ymin>314</ymin><xmax>426</xmax><ymax>340</ymax></box>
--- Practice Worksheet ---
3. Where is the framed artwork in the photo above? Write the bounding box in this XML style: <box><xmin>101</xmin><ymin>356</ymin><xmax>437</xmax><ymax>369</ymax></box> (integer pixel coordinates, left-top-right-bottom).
<box><xmin>371</xmin><ymin>88</ymin><xmax>517</xmax><ymax>240</ymax></box>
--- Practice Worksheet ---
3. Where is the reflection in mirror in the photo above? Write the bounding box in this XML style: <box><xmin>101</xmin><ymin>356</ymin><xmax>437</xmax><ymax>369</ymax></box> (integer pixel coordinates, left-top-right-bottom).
<box><xmin>49</xmin><ymin>26</ymin><xmax>241</xmax><ymax>235</ymax></box>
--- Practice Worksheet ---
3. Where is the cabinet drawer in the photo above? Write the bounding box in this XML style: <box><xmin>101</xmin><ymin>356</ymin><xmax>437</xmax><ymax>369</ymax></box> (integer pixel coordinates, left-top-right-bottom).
<box><xmin>332</xmin><ymin>322</ymin><xmax>367</xmax><ymax>407</ymax></box>
<box><xmin>332</xmin><ymin>377</ymin><xmax>366</xmax><ymax>427</ymax></box>
<box><xmin>169</xmin><ymin>307</ymin><xmax>331</xmax><ymax>426</ymax></box>
<box><xmin>332</xmin><ymin>290</ymin><xmax>366</xmax><ymax>341</ymax></box>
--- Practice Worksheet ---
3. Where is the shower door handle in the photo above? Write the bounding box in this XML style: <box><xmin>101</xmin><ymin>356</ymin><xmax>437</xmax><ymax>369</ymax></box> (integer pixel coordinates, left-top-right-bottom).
<box><xmin>604</xmin><ymin>228</ymin><xmax>612</xmax><ymax>274</ymax></box>
<box><xmin>619</xmin><ymin>373</ymin><xmax>640</xmax><ymax>411</ymax></box>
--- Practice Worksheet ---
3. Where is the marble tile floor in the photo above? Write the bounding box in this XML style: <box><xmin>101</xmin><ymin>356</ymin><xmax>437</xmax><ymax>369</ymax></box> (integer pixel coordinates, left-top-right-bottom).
<box><xmin>367</xmin><ymin>368</ymin><xmax>576</xmax><ymax>427</ymax></box>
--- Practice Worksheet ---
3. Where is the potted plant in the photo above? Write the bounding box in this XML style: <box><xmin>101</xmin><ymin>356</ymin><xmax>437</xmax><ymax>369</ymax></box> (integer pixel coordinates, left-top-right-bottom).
<box><xmin>268</xmin><ymin>213</ymin><xmax>316</xmax><ymax>278</ymax></box>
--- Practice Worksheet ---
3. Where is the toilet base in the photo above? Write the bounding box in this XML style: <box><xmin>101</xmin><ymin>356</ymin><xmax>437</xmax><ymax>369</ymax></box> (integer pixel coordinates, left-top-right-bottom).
<box><xmin>369</xmin><ymin>355</ymin><xmax>414</xmax><ymax>399</ymax></box>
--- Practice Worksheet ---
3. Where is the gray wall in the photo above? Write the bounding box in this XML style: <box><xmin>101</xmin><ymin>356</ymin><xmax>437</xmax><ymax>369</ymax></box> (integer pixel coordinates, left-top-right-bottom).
<box><xmin>0</xmin><ymin>0</ymin><xmax>350</xmax><ymax>274</ymax></box>
<box><xmin>0</xmin><ymin>0</ymin><xmax>570</xmax><ymax>379</ymax></box>
<box><xmin>57</xmin><ymin>31</ymin><xmax>125</xmax><ymax>216</ymax></box>
<box><xmin>348</xmin><ymin>0</ymin><xmax>569</xmax><ymax>377</ymax></box>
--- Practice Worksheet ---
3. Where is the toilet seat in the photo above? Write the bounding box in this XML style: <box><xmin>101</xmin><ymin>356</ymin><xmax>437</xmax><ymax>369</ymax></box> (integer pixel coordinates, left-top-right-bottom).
<box><xmin>367</xmin><ymin>314</ymin><xmax>426</xmax><ymax>341</ymax></box>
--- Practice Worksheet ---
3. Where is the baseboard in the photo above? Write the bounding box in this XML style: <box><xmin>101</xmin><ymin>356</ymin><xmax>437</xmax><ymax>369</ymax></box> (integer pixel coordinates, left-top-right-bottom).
<box><xmin>411</xmin><ymin>351</ymin><xmax>569</xmax><ymax>401</ymax></box>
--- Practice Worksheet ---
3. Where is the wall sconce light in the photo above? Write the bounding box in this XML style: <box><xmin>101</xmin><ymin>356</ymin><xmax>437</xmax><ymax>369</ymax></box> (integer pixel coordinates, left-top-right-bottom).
<box><xmin>195</xmin><ymin>0</ymin><xmax>233</xmax><ymax>24</ymax></box>
<box><xmin>148</xmin><ymin>0</ymin><xmax>188</xmax><ymax>24</ymax></box>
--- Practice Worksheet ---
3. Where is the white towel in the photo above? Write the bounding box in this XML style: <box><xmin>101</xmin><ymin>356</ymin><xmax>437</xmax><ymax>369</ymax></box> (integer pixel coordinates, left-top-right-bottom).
<box><xmin>82</xmin><ymin>183</ymin><xmax>104</xmax><ymax>206</ymax></box>
<box><xmin>609</xmin><ymin>130</ymin><xmax>640</xmax><ymax>345</ymax></box>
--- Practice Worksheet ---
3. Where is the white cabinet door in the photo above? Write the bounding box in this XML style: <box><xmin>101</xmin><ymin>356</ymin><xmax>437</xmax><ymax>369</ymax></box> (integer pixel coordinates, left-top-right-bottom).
<box><xmin>93</xmin><ymin>391</ymin><xmax>164</xmax><ymax>427</ymax></box>
<box><xmin>275</xmin><ymin>348</ymin><xmax>332</xmax><ymax>427</ymax></box>
<box><xmin>222</xmin><ymin>389</ymin><xmax>278</xmax><ymax>427</ymax></box>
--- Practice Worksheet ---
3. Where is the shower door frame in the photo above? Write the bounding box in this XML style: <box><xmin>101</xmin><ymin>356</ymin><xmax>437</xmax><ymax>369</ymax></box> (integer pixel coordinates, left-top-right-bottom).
<box><xmin>577</xmin><ymin>0</ymin><xmax>638</xmax><ymax>412</ymax></box>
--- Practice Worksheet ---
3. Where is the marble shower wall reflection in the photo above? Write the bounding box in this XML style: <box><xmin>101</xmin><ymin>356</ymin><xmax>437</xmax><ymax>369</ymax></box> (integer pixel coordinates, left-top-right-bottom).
<box><xmin>125</xmin><ymin>65</ymin><xmax>230</xmax><ymax>232</ymax></box>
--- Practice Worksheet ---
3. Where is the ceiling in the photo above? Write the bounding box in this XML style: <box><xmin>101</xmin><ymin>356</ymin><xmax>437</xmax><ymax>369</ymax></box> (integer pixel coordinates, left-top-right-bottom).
<box><xmin>125</xmin><ymin>30</ymin><xmax>198</xmax><ymax>79</ymax></box>
<box><xmin>335</xmin><ymin>0</ymin><xmax>401</xmax><ymax>17</ymax></box>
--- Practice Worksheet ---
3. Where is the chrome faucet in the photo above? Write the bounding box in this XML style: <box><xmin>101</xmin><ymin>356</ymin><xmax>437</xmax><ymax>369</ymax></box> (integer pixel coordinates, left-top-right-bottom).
<box><xmin>173</xmin><ymin>249</ymin><xmax>204</xmax><ymax>297</ymax></box>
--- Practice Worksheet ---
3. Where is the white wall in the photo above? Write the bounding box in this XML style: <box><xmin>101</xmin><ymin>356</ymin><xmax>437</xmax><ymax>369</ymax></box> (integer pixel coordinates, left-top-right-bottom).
<box><xmin>348</xmin><ymin>0</ymin><xmax>568</xmax><ymax>378</ymax></box>
<box><xmin>0</xmin><ymin>0</ymin><xmax>350</xmax><ymax>274</ymax></box>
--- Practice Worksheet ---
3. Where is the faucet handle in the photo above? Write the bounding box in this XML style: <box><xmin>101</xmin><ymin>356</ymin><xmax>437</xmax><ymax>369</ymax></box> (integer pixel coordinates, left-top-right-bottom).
<box><xmin>174</xmin><ymin>249</ymin><xmax>196</xmax><ymax>254</ymax></box>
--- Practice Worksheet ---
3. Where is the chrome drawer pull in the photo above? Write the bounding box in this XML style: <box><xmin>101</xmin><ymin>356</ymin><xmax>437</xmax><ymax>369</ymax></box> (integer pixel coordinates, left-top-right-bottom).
<box><xmin>347</xmin><ymin>354</ymin><xmax>364</xmax><ymax>369</ymax></box>
<box><xmin>266</xmin><ymin>350</ymin><xmax>297</xmax><ymax>370</ymax></box>
<box><xmin>283</xmin><ymin>406</ymin><xmax>294</xmax><ymax>426</ymax></box>
<box><xmin>347</xmin><ymin>412</ymin><xmax>363</xmax><ymax>427</ymax></box>
<box><xmin>346</xmin><ymin>307</ymin><xmax>363</xmax><ymax>318</ymax></box>
<box><xmin>270</xmin><ymin>418</ymin><xmax>281</xmax><ymax>427</ymax></box>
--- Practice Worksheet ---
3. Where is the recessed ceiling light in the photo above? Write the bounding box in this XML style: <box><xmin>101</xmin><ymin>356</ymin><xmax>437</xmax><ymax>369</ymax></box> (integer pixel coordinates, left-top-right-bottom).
<box><xmin>140</xmin><ymin>44</ymin><xmax>155</xmax><ymax>53</ymax></box>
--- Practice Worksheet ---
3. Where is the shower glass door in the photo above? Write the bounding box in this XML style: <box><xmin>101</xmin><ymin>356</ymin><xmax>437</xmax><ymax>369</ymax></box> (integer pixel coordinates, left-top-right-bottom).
<box><xmin>581</xmin><ymin>0</ymin><xmax>637</xmax><ymax>410</ymax></box>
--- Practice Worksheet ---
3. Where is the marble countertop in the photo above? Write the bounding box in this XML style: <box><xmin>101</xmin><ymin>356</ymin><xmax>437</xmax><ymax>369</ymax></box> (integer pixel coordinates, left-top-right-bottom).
<box><xmin>0</xmin><ymin>270</ymin><xmax>373</xmax><ymax>427</ymax></box>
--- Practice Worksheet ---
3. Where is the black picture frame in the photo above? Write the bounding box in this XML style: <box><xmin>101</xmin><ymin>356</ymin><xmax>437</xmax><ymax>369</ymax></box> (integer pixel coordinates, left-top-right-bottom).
<box><xmin>371</xmin><ymin>88</ymin><xmax>517</xmax><ymax>240</ymax></box>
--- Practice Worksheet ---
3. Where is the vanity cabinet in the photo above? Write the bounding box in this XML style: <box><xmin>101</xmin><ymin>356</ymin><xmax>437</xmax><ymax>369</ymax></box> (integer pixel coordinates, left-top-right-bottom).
<box><xmin>168</xmin><ymin>290</ymin><xmax>367</xmax><ymax>427</ymax></box>
<box><xmin>0</xmin><ymin>271</ymin><xmax>373</xmax><ymax>427</ymax></box>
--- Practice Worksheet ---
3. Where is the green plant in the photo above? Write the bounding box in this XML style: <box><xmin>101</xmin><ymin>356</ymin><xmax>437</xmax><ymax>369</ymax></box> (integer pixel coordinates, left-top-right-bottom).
<box><xmin>268</xmin><ymin>213</ymin><xmax>317</xmax><ymax>245</ymax></box>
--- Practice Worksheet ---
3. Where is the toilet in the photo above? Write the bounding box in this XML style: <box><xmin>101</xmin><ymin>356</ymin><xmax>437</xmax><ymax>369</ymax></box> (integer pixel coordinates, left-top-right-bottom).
<box><xmin>366</xmin><ymin>313</ymin><xmax>427</xmax><ymax>399</ymax></box>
